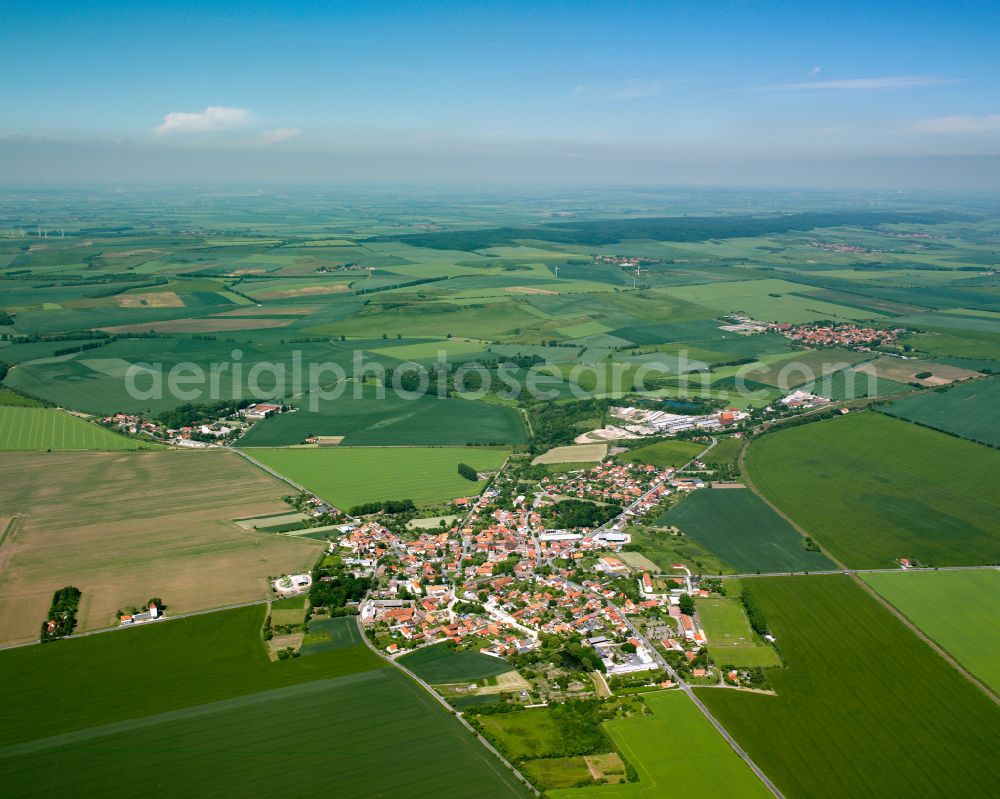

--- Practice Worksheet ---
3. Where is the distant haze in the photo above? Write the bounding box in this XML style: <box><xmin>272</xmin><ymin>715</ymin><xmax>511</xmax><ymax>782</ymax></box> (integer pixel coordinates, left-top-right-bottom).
<box><xmin>2</xmin><ymin>1</ymin><xmax>999</xmax><ymax>189</ymax></box>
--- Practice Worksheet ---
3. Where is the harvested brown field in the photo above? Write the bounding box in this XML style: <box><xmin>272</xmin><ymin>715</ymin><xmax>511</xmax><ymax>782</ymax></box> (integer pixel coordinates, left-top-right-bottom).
<box><xmin>211</xmin><ymin>305</ymin><xmax>320</xmax><ymax>317</ymax></box>
<box><xmin>256</xmin><ymin>284</ymin><xmax>351</xmax><ymax>299</ymax></box>
<box><xmin>508</xmin><ymin>286</ymin><xmax>559</xmax><ymax>295</ymax></box>
<box><xmin>532</xmin><ymin>443</ymin><xmax>608</xmax><ymax>465</ymax></box>
<box><xmin>617</xmin><ymin>551</ymin><xmax>661</xmax><ymax>572</ymax></box>
<box><xmin>869</xmin><ymin>356</ymin><xmax>980</xmax><ymax>386</ymax></box>
<box><xmin>0</xmin><ymin>451</ymin><xmax>321</xmax><ymax>646</ymax></box>
<box><xmin>116</xmin><ymin>291</ymin><xmax>185</xmax><ymax>308</ymax></box>
<box><xmin>100</xmin><ymin>317</ymin><xmax>293</xmax><ymax>334</ymax></box>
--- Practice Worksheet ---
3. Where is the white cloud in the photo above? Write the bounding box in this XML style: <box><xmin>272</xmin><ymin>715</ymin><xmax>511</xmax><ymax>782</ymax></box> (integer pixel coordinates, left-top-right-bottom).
<box><xmin>808</xmin><ymin>66</ymin><xmax>822</xmax><ymax>78</ymax></box>
<box><xmin>572</xmin><ymin>78</ymin><xmax>676</xmax><ymax>101</ymax></box>
<box><xmin>763</xmin><ymin>75</ymin><xmax>955</xmax><ymax>92</ymax></box>
<box><xmin>910</xmin><ymin>114</ymin><xmax>1000</xmax><ymax>134</ymax></box>
<box><xmin>154</xmin><ymin>106</ymin><xmax>250</xmax><ymax>135</ymax></box>
<box><xmin>257</xmin><ymin>127</ymin><xmax>301</xmax><ymax>144</ymax></box>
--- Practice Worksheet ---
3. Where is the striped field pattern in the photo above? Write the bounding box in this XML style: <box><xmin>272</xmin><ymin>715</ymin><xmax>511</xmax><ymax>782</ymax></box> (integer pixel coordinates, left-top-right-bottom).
<box><xmin>0</xmin><ymin>406</ymin><xmax>151</xmax><ymax>450</ymax></box>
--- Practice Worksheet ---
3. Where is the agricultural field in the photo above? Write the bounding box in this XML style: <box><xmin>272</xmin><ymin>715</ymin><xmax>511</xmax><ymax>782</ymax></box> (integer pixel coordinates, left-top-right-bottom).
<box><xmin>476</xmin><ymin>706</ymin><xmax>577</xmax><ymax>762</ymax></box>
<box><xmin>532</xmin><ymin>443</ymin><xmax>608</xmax><ymax>464</ymax></box>
<box><xmin>866</xmin><ymin>355</ymin><xmax>982</xmax><ymax>387</ymax></box>
<box><xmin>0</xmin><ymin>606</ymin><xmax>531</xmax><ymax>799</ymax></box>
<box><xmin>660</xmin><ymin>487</ymin><xmax>835</xmax><ymax>573</ymax></box>
<box><xmin>398</xmin><ymin>642</ymin><xmax>514</xmax><ymax>683</ymax></box>
<box><xmin>0</xmin><ymin>389</ymin><xmax>43</xmax><ymax>407</ymax></box>
<box><xmin>0</xmin><ymin>406</ymin><xmax>156</xmax><ymax>450</ymax></box>
<box><xmin>697</xmin><ymin>435</ymin><xmax>744</xmax><ymax>473</ymax></box>
<box><xmin>697</xmin><ymin>575</ymin><xmax>1000</xmax><ymax>799</ymax></box>
<box><xmin>0</xmin><ymin>451</ymin><xmax>321</xmax><ymax>645</ymax></box>
<box><xmin>661</xmin><ymin>278</ymin><xmax>883</xmax><ymax>323</ymax></box>
<box><xmin>697</xmin><ymin>596</ymin><xmax>781</xmax><ymax>667</ymax></box>
<box><xmin>624</xmin><ymin>525</ymin><xmax>735</xmax><ymax>575</ymax></box>
<box><xmin>881</xmin><ymin>375</ymin><xmax>1000</xmax><ymax>448</ymax></box>
<box><xmin>745</xmin><ymin>412</ymin><xmax>1000</xmax><ymax>568</ymax></box>
<box><xmin>619</xmin><ymin>439</ymin><xmax>705</xmax><ymax>468</ymax></box>
<box><xmin>237</xmin><ymin>386</ymin><xmax>527</xmax><ymax>447</ymax></box>
<box><xmin>861</xmin><ymin>569</ymin><xmax>1000</xmax><ymax>694</ymax></box>
<box><xmin>246</xmin><ymin>446</ymin><xmax>509</xmax><ymax>509</ymax></box>
<box><xmin>550</xmin><ymin>691</ymin><xmax>772</xmax><ymax>799</ymax></box>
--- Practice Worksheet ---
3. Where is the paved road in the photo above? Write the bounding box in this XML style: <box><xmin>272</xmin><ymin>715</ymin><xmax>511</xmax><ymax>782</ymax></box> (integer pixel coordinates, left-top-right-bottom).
<box><xmin>685</xmin><ymin>564</ymin><xmax>1000</xmax><ymax>580</ymax></box>
<box><xmin>354</xmin><ymin>613</ymin><xmax>540</xmax><ymax>797</ymax></box>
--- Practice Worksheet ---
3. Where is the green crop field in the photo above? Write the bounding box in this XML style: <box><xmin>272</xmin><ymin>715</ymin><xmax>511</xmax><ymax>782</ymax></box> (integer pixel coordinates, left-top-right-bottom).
<box><xmin>660</xmin><ymin>487</ymin><xmax>835</xmax><ymax>573</ymax></box>
<box><xmin>620</xmin><ymin>439</ymin><xmax>705</xmax><ymax>468</ymax></box>
<box><xmin>550</xmin><ymin>691</ymin><xmax>772</xmax><ymax>799</ymax></box>
<box><xmin>399</xmin><ymin>642</ymin><xmax>513</xmax><ymax>683</ymax></box>
<box><xmin>0</xmin><ymin>389</ymin><xmax>43</xmax><ymax>407</ymax></box>
<box><xmin>300</xmin><ymin>615</ymin><xmax>364</xmax><ymax>654</ymax></box>
<box><xmin>861</xmin><ymin>569</ymin><xmax>1000</xmax><ymax>694</ymax></box>
<box><xmin>698</xmin><ymin>435</ymin><xmax>744</xmax><ymax>472</ymax></box>
<box><xmin>625</xmin><ymin>525</ymin><xmax>736</xmax><ymax>575</ymax></box>
<box><xmin>698</xmin><ymin>596</ymin><xmax>781</xmax><ymax>667</ymax></box>
<box><xmin>0</xmin><ymin>606</ymin><xmax>380</xmax><ymax>746</ymax></box>
<box><xmin>0</xmin><ymin>407</ymin><xmax>155</xmax><ymax>450</ymax></box>
<box><xmin>881</xmin><ymin>376</ymin><xmax>1000</xmax><ymax>448</ymax></box>
<box><xmin>247</xmin><ymin>446</ymin><xmax>509</xmax><ymax>508</ymax></box>
<box><xmin>477</xmin><ymin>707</ymin><xmax>570</xmax><ymax>761</ymax></box>
<box><xmin>697</xmin><ymin>575</ymin><xmax>1000</xmax><ymax>799</ymax></box>
<box><xmin>0</xmin><ymin>606</ymin><xmax>530</xmax><ymax>798</ymax></box>
<box><xmin>745</xmin><ymin>412</ymin><xmax>1000</xmax><ymax>568</ymax></box>
<box><xmin>237</xmin><ymin>385</ymin><xmax>527</xmax><ymax>447</ymax></box>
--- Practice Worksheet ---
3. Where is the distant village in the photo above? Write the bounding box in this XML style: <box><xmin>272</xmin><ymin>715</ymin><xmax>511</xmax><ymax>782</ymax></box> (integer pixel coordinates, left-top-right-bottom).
<box><xmin>101</xmin><ymin>402</ymin><xmax>285</xmax><ymax>447</ymax></box>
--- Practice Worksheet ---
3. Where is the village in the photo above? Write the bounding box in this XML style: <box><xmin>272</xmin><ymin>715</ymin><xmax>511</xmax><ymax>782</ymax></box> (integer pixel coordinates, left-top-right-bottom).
<box><xmin>325</xmin><ymin>453</ymin><xmax>768</xmax><ymax>703</ymax></box>
<box><xmin>100</xmin><ymin>402</ymin><xmax>286</xmax><ymax>447</ymax></box>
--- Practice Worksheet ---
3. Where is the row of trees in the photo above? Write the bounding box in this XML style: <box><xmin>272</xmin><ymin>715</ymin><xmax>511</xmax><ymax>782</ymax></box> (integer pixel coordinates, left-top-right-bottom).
<box><xmin>347</xmin><ymin>498</ymin><xmax>416</xmax><ymax>516</ymax></box>
<box><xmin>457</xmin><ymin>462</ymin><xmax>479</xmax><ymax>482</ymax></box>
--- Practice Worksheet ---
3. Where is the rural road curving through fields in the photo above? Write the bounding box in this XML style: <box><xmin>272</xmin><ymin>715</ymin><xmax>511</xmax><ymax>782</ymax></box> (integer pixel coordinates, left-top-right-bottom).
<box><xmin>354</xmin><ymin>613</ymin><xmax>541</xmax><ymax>797</ymax></box>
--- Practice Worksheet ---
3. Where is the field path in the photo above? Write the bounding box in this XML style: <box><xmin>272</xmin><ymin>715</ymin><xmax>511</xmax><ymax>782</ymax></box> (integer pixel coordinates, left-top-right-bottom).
<box><xmin>853</xmin><ymin>573</ymin><xmax>1000</xmax><ymax>707</ymax></box>
<box><xmin>738</xmin><ymin>438</ymin><xmax>847</xmax><ymax>570</ymax></box>
<box><xmin>232</xmin><ymin>447</ymin><xmax>343</xmax><ymax>514</ymax></box>
<box><xmin>740</xmin><ymin>431</ymin><xmax>1000</xmax><ymax>706</ymax></box>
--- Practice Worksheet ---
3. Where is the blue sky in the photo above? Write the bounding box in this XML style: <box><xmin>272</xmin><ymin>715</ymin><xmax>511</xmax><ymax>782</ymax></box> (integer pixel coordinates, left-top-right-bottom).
<box><xmin>1</xmin><ymin>0</ymin><xmax>998</xmax><ymax>186</ymax></box>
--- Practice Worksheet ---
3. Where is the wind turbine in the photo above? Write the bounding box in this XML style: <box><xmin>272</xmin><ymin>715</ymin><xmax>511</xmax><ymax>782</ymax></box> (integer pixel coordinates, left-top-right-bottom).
<box><xmin>553</xmin><ymin>265</ymin><xmax>559</xmax><ymax>279</ymax></box>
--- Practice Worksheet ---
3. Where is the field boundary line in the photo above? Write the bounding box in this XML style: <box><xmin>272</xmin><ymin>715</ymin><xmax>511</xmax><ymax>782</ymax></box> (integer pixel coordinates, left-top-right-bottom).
<box><xmin>231</xmin><ymin>447</ymin><xmax>343</xmax><ymax>514</ymax></box>
<box><xmin>0</xmin><ymin>515</ymin><xmax>22</xmax><ymax>551</ymax></box>
<box><xmin>852</xmin><ymin>574</ymin><xmax>1000</xmax><ymax>707</ymax></box>
<box><xmin>738</xmin><ymin>440</ymin><xmax>848</xmax><ymax>571</ymax></box>
<box><xmin>355</xmin><ymin>613</ymin><xmax>540</xmax><ymax>797</ymax></box>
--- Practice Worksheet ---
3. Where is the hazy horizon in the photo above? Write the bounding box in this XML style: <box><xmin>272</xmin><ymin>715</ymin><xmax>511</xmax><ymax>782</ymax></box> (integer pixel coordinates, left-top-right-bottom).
<box><xmin>2</xmin><ymin>0</ymin><xmax>999</xmax><ymax>189</ymax></box>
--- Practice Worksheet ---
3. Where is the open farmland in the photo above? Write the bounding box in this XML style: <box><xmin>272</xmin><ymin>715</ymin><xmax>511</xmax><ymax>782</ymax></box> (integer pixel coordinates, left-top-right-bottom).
<box><xmin>399</xmin><ymin>642</ymin><xmax>514</xmax><ymax>683</ymax></box>
<box><xmin>624</xmin><ymin>525</ymin><xmax>735</xmax><ymax>575</ymax></box>
<box><xmin>861</xmin><ymin>569</ymin><xmax>1000</xmax><ymax>694</ymax></box>
<box><xmin>247</xmin><ymin>446</ymin><xmax>509</xmax><ymax>508</ymax></box>
<box><xmin>532</xmin><ymin>443</ymin><xmax>608</xmax><ymax>465</ymax></box>
<box><xmin>745</xmin><ymin>412</ymin><xmax>1000</xmax><ymax>568</ymax></box>
<box><xmin>0</xmin><ymin>606</ymin><xmax>379</xmax><ymax>745</ymax></box>
<box><xmin>697</xmin><ymin>596</ymin><xmax>781</xmax><ymax>667</ymax></box>
<box><xmin>659</xmin><ymin>487</ymin><xmax>835</xmax><ymax>573</ymax></box>
<box><xmin>0</xmin><ymin>607</ymin><xmax>530</xmax><ymax>799</ymax></box>
<box><xmin>550</xmin><ymin>691</ymin><xmax>772</xmax><ymax>799</ymax></box>
<box><xmin>881</xmin><ymin>375</ymin><xmax>1000</xmax><ymax>448</ymax></box>
<box><xmin>697</xmin><ymin>575</ymin><xmax>1000</xmax><ymax>799</ymax></box>
<box><xmin>619</xmin><ymin>439</ymin><xmax>704</xmax><ymax>468</ymax></box>
<box><xmin>0</xmin><ymin>407</ymin><xmax>156</xmax><ymax>450</ymax></box>
<box><xmin>237</xmin><ymin>386</ymin><xmax>527</xmax><ymax>447</ymax></box>
<box><xmin>0</xmin><ymin>451</ymin><xmax>321</xmax><ymax>645</ymax></box>
<box><xmin>867</xmin><ymin>355</ymin><xmax>981</xmax><ymax>387</ymax></box>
